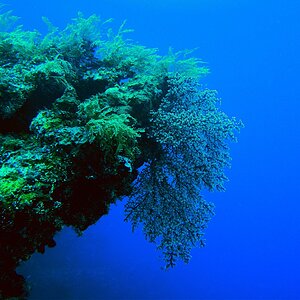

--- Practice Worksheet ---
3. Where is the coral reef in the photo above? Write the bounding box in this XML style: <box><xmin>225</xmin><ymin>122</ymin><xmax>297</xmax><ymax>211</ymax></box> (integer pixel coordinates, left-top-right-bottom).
<box><xmin>0</xmin><ymin>9</ymin><xmax>242</xmax><ymax>299</ymax></box>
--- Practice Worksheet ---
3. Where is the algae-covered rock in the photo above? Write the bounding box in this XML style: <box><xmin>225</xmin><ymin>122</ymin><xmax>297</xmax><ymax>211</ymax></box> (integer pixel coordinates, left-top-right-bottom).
<box><xmin>0</xmin><ymin>9</ymin><xmax>242</xmax><ymax>299</ymax></box>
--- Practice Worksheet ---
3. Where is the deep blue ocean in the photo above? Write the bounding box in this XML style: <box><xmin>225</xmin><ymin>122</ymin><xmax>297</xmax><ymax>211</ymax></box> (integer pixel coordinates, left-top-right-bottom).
<box><xmin>7</xmin><ymin>0</ymin><xmax>300</xmax><ymax>299</ymax></box>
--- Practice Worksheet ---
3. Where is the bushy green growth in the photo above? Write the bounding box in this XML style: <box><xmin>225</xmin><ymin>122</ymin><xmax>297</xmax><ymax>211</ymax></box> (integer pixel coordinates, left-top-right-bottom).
<box><xmin>32</xmin><ymin>59</ymin><xmax>76</xmax><ymax>88</ymax></box>
<box><xmin>30</xmin><ymin>88</ymin><xmax>85</xmax><ymax>146</ymax></box>
<box><xmin>160</xmin><ymin>48</ymin><xmax>210</xmax><ymax>79</ymax></box>
<box><xmin>0</xmin><ymin>134</ymin><xmax>68</xmax><ymax>213</ymax></box>
<box><xmin>0</xmin><ymin>14</ymin><xmax>40</xmax><ymax>64</ymax></box>
<box><xmin>41</xmin><ymin>13</ymin><xmax>102</xmax><ymax>69</ymax></box>
<box><xmin>96</xmin><ymin>21</ymin><xmax>160</xmax><ymax>79</ymax></box>
<box><xmin>0</xmin><ymin>64</ymin><xmax>34</xmax><ymax>118</ymax></box>
<box><xmin>30</xmin><ymin>87</ymin><xmax>141</xmax><ymax>166</ymax></box>
<box><xmin>0</xmin><ymin>6</ymin><xmax>19</xmax><ymax>31</ymax></box>
<box><xmin>0</xmin><ymin>9</ymin><xmax>203</xmax><ymax>120</ymax></box>
<box><xmin>79</xmin><ymin>101</ymin><xmax>142</xmax><ymax>162</ymax></box>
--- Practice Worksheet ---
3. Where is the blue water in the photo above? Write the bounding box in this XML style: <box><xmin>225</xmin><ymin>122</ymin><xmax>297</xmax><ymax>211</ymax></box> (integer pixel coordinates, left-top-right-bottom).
<box><xmin>11</xmin><ymin>0</ymin><xmax>300</xmax><ymax>299</ymax></box>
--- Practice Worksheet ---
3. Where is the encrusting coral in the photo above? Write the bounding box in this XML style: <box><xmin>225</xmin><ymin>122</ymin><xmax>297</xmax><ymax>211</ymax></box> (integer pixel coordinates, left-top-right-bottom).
<box><xmin>0</xmin><ymin>8</ymin><xmax>243</xmax><ymax>299</ymax></box>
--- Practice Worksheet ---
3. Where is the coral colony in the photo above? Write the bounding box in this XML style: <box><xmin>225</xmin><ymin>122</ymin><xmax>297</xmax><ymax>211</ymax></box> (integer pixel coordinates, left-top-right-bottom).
<box><xmin>0</xmin><ymin>10</ymin><xmax>242</xmax><ymax>298</ymax></box>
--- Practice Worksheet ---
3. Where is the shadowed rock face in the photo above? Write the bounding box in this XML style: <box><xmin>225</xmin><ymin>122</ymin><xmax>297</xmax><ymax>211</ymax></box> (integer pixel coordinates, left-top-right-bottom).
<box><xmin>0</xmin><ymin>166</ymin><xmax>134</xmax><ymax>299</ymax></box>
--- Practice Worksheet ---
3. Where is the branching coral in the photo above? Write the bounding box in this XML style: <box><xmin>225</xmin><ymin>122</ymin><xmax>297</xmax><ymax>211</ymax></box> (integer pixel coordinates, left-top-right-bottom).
<box><xmin>125</xmin><ymin>75</ymin><xmax>242</xmax><ymax>267</ymax></box>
